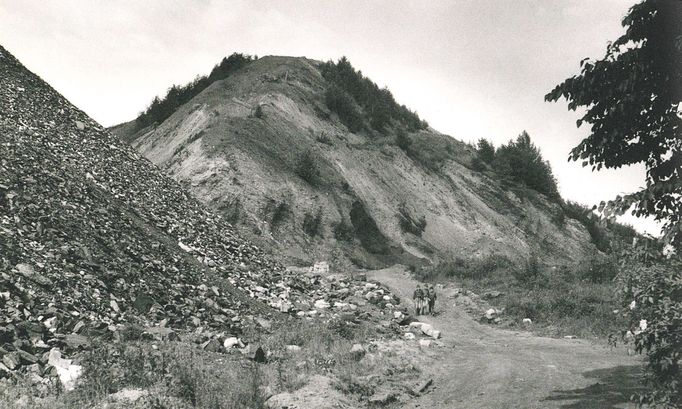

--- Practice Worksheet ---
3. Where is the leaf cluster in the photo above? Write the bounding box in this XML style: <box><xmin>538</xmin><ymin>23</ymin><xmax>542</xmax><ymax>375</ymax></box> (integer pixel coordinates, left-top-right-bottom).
<box><xmin>545</xmin><ymin>0</ymin><xmax>682</xmax><ymax>246</ymax></box>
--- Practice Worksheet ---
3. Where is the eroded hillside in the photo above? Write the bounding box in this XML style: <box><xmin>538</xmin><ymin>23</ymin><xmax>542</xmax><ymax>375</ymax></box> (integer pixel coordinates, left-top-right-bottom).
<box><xmin>112</xmin><ymin>56</ymin><xmax>596</xmax><ymax>268</ymax></box>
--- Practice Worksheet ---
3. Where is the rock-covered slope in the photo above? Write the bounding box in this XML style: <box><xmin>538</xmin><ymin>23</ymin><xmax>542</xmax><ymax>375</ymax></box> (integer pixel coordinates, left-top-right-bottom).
<box><xmin>112</xmin><ymin>56</ymin><xmax>596</xmax><ymax>268</ymax></box>
<box><xmin>0</xmin><ymin>46</ymin><xmax>340</xmax><ymax>374</ymax></box>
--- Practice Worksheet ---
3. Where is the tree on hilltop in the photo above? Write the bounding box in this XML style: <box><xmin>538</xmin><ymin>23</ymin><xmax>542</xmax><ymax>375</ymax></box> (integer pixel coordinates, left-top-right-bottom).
<box><xmin>546</xmin><ymin>1</ymin><xmax>682</xmax><ymax>405</ymax></box>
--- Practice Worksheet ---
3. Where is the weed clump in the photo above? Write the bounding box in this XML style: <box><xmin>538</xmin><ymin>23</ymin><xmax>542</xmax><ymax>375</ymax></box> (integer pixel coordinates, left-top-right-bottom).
<box><xmin>295</xmin><ymin>150</ymin><xmax>321</xmax><ymax>186</ymax></box>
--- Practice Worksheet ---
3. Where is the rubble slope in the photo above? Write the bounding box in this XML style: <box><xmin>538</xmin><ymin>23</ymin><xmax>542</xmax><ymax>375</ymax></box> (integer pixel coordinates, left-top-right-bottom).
<box><xmin>0</xmin><ymin>46</ymin><xmax>325</xmax><ymax>373</ymax></box>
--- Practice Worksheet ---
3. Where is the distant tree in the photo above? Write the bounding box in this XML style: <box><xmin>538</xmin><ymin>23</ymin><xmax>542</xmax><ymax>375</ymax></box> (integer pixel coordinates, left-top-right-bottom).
<box><xmin>546</xmin><ymin>1</ymin><xmax>682</xmax><ymax>405</ymax></box>
<box><xmin>320</xmin><ymin>57</ymin><xmax>427</xmax><ymax>133</ymax></box>
<box><xmin>476</xmin><ymin>138</ymin><xmax>496</xmax><ymax>163</ymax></box>
<box><xmin>136</xmin><ymin>53</ymin><xmax>254</xmax><ymax>130</ymax></box>
<box><xmin>324</xmin><ymin>85</ymin><xmax>364</xmax><ymax>133</ymax></box>
<box><xmin>493</xmin><ymin>131</ymin><xmax>561</xmax><ymax>201</ymax></box>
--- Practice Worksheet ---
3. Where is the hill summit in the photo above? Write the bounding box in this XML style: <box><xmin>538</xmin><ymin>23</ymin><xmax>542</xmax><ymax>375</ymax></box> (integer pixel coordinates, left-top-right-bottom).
<box><xmin>113</xmin><ymin>54</ymin><xmax>597</xmax><ymax>268</ymax></box>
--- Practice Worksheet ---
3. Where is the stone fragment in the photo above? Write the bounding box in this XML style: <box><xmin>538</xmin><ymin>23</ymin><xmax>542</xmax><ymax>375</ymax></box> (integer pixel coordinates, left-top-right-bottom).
<box><xmin>223</xmin><ymin>337</ymin><xmax>244</xmax><ymax>349</ymax></box>
<box><xmin>201</xmin><ymin>338</ymin><xmax>222</xmax><ymax>353</ymax></box>
<box><xmin>2</xmin><ymin>352</ymin><xmax>20</xmax><ymax>370</ymax></box>
<box><xmin>350</xmin><ymin>343</ymin><xmax>365</xmax><ymax>358</ymax></box>
<box><xmin>64</xmin><ymin>333</ymin><xmax>90</xmax><ymax>350</ymax></box>
<box><xmin>412</xmin><ymin>378</ymin><xmax>433</xmax><ymax>395</ymax></box>
<box><xmin>47</xmin><ymin>349</ymin><xmax>82</xmax><ymax>392</ymax></box>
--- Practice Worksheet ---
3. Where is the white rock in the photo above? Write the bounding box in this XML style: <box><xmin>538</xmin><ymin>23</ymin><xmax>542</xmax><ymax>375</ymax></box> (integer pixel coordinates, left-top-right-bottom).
<box><xmin>421</xmin><ymin>325</ymin><xmax>441</xmax><ymax>339</ymax></box>
<box><xmin>404</xmin><ymin>332</ymin><xmax>416</xmax><ymax>340</ymax></box>
<box><xmin>223</xmin><ymin>337</ymin><xmax>244</xmax><ymax>349</ymax></box>
<box><xmin>285</xmin><ymin>345</ymin><xmax>302</xmax><ymax>353</ymax></box>
<box><xmin>47</xmin><ymin>349</ymin><xmax>82</xmax><ymax>392</ymax></box>
<box><xmin>75</xmin><ymin>121</ymin><xmax>85</xmax><ymax>130</ymax></box>
<box><xmin>311</xmin><ymin>261</ymin><xmax>330</xmax><ymax>275</ymax></box>
<box><xmin>418</xmin><ymin>339</ymin><xmax>432</xmax><ymax>347</ymax></box>
<box><xmin>314</xmin><ymin>299</ymin><xmax>330</xmax><ymax>309</ymax></box>
<box><xmin>382</xmin><ymin>295</ymin><xmax>391</xmax><ymax>301</ymax></box>
<box><xmin>364</xmin><ymin>283</ymin><xmax>378</xmax><ymax>291</ymax></box>
<box><xmin>350</xmin><ymin>344</ymin><xmax>365</xmax><ymax>354</ymax></box>
<box><xmin>485</xmin><ymin>308</ymin><xmax>497</xmax><ymax>319</ymax></box>
<box><xmin>393</xmin><ymin>311</ymin><xmax>404</xmax><ymax>320</ymax></box>
<box><xmin>522</xmin><ymin>318</ymin><xmax>532</xmax><ymax>325</ymax></box>
<box><xmin>178</xmin><ymin>241</ymin><xmax>193</xmax><ymax>252</ymax></box>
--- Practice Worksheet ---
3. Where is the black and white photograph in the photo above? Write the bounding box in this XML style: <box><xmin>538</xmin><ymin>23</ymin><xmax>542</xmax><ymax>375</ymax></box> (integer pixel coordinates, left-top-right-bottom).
<box><xmin>0</xmin><ymin>1</ymin><xmax>680</xmax><ymax>408</ymax></box>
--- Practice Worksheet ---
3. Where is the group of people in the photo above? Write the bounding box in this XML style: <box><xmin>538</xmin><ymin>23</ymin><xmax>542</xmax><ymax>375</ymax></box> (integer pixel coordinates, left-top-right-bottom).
<box><xmin>413</xmin><ymin>284</ymin><xmax>437</xmax><ymax>315</ymax></box>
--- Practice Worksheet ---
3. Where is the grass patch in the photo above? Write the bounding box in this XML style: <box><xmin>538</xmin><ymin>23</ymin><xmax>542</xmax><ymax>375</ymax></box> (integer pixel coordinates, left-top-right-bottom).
<box><xmin>418</xmin><ymin>255</ymin><xmax>624</xmax><ymax>338</ymax></box>
<box><xmin>3</xmin><ymin>318</ymin><xmax>419</xmax><ymax>408</ymax></box>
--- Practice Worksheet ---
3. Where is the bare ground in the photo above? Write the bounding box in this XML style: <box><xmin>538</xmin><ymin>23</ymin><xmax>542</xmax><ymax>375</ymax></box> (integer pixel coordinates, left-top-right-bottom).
<box><xmin>368</xmin><ymin>266</ymin><xmax>644</xmax><ymax>409</ymax></box>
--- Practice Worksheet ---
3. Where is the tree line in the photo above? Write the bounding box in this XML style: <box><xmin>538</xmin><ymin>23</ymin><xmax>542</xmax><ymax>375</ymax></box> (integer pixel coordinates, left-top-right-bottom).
<box><xmin>135</xmin><ymin>53</ymin><xmax>255</xmax><ymax>130</ymax></box>
<box><xmin>320</xmin><ymin>57</ymin><xmax>428</xmax><ymax>134</ymax></box>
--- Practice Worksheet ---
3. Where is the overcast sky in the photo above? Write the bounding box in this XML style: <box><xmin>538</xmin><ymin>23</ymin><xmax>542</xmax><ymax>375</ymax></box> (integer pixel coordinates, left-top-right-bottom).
<box><xmin>0</xmin><ymin>0</ymin><xmax>660</xmax><ymax>234</ymax></box>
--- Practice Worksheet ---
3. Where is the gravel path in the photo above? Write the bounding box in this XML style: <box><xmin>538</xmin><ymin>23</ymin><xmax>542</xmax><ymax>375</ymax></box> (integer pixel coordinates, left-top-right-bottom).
<box><xmin>369</xmin><ymin>266</ymin><xmax>644</xmax><ymax>409</ymax></box>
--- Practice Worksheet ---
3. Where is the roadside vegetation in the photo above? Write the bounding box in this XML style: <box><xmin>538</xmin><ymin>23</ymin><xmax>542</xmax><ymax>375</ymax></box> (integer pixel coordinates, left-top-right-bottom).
<box><xmin>0</xmin><ymin>319</ymin><xmax>418</xmax><ymax>409</ymax></box>
<box><xmin>416</xmin><ymin>254</ymin><xmax>625</xmax><ymax>339</ymax></box>
<box><xmin>545</xmin><ymin>0</ymin><xmax>682</xmax><ymax>405</ymax></box>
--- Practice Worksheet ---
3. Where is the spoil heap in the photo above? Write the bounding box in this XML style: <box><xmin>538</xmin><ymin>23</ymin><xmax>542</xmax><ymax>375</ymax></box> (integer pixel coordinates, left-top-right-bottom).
<box><xmin>0</xmin><ymin>46</ymin><xmax>401</xmax><ymax>381</ymax></box>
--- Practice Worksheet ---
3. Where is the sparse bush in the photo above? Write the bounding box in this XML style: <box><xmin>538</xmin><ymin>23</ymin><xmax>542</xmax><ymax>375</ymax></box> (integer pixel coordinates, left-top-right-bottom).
<box><xmin>396</xmin><ymin>128</ymin><xmax>412</xmax><ymax>151</ymax></box>
<box><xmin>295</xmin><ymin>150</ymin><xmax>321</xmax><ymax>185</ymax></box>
<box><xmin>579</xmin><ymin>254</ymin><xmax>619</xmax><ymax>284</ymax></box>
<box><xmin>562</xmin><ymin>200</ymin><xmax>611</xmax><ymax>252</ymax></box>
<box><xmin>254</xmin><ymin>105</ymin><xmax>264</xmax><ymax>119</ymax></box>
<box><xmin>222</xmin><ymin>197</ymin><xmax>242</xmax><ymax>225</ymax></box>
<box><xmin>511</xmin><ymin>255</ymin><xmax>544</xmax><ymax>285</ymax></box>
<box><xmin>269</xmin><ymin>200</ymin><xmax>291</xmax><ymax>230</ymax></box>
<box><xmin>303</xmin><ymin>209</ymin><xmax>324</xmax><ymax>237</ymax></box>
<box><xmin>470</xmin><ymin>156</ymin><xmax>487</xmax><ymax>172</ymax></box>
<box><xmin>316</xmin><ymin>132</ymin><xmax>333</xmax><ymax>145</ymax></box>
<box><xmin>333</xmin><ymin>219</ymin><xmax>354</xmax><ymax>242</ymax></box>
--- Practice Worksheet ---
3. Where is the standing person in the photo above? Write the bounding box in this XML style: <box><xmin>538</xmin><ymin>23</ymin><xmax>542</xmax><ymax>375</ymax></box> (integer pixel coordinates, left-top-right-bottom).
<box><xmin>427</xmin><ymin>285</ymin><xmax>437</xmax><ymax>315</ymax></box>
<box><xmin>413</xmin><ymin>285</ymin><xmax>424</xmax><ymax>315</ymax></box>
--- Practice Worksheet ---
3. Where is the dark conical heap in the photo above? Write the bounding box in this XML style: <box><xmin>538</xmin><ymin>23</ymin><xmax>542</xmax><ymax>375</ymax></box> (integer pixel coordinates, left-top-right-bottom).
<box><xmin>0</xmin><ymin>46</ymin><xmax>313</xmax><ymax>356</ymax></box>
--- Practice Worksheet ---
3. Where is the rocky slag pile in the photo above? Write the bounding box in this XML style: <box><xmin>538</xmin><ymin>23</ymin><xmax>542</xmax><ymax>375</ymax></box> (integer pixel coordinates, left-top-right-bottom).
<box><xmin>0</xmin><ymin>45</ymin><xmax>398</xmax><ymax>385</ymax></box>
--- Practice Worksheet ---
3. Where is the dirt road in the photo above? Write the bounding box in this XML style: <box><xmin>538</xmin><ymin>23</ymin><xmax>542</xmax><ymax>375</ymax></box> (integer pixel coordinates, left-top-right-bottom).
<box><xmin>368</xmin><ymin>266</ymin><xmax>643</xmax><ymax>409</ymax></box>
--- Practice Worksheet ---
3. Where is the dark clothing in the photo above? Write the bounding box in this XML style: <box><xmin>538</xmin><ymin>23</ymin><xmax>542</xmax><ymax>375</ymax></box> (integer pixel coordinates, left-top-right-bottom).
<box><xmin>413</xmin><ymin>288</ymin><xmax>423</xmax><ymax>300</ymax></box>
<box><xmin>427</xmin><ymin>287</ymin><xmax>436</xmax><ymax>314</ymax></box>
